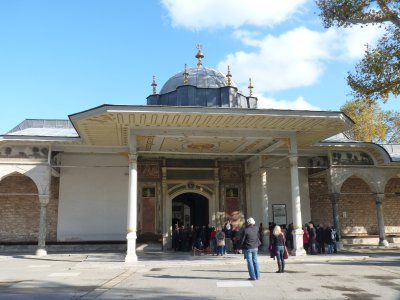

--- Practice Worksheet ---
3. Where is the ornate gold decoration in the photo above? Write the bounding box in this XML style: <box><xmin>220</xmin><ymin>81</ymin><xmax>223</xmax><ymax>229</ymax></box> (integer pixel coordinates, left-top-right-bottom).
<box><xmin>248</xmin><ymin>78</ymin><xmax>254</xmax><ymax>97</ymax></box>
<box><xmin>145</xmin><ymin>136</ymin><xmax>155</xmax><ymax>151</ymax></box>
<box><xmin>138</xmin><ymin>161</ymin><xmax>161</xmax><ymax>180</ymax></box>
<box><xmin>226</xmin><ymin>66</ymin><xmax>232</xmax><ymax>86</ymax></box>
<box><xmin>195</xmin><ymin>44</ymin><xmax>204</xmax><ymax>68</ymax></box>
<box><xmin>183</xmin><ymin>64</ymin><xmax>189</xmax><ymax>85</ymax></box>
<box><xmin>187</xmin><ymin>143</ymin><xmax>214</xmax><ymax>150</ymax></box>
<box><xmin>151</xmin><ymin>75</ymin><xmax>157</xmax><ymax>95</ymax></box>
<box><xmin>220</xmin><ymin>163</ymin><xmax>243</xmax><ymax>182</ymax></box>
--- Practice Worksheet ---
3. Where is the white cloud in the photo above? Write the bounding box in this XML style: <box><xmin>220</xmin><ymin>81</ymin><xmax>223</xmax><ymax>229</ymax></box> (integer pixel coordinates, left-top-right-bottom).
<box><xmin>161</xmin><ymin>0</ymin><xmax>307</xmax><ymax>30</ymax></box>
<box><xmin>217</xmin><ymin>26</ymin><xmax>384</xmax><ymax>93</ymax></box>
<box><xmin>339</xmin><ymin>25</ymin><xmax>385</xmax><ymax>60</ymax></box>
<box><xmin>257</xmin><ymin>95</ymin><xmax>321</xmax><ymax>111</ymax></box>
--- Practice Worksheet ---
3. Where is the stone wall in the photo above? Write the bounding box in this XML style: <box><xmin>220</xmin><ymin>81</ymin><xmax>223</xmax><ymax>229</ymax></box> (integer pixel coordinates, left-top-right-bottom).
<box><xmin>0</xmin><ymin>174</ymin><xmax>59</xmax><ymax>243</ymax></box>
<box><xmin>384</xmin><ymin>178</ymin><xmax>400</xmax><ymax>235</ymax></box>
<box><xmin>310</xmin><ymin>175</ymin><xmax>400</xmax><ymax>237</ymax></box>
<box><xmin>48</xmin><ymin>177</ymin><xmax>59</xmax><ymax>241</ymax></box>
<box><xmin>340</xmin><ymin>177</ymin><xmax>377</xmax><ymax>235</ymax></box>
<box><xmin>308</xmin><ymin>177</ymin><xmax>333</xmax><ymax>227</ymax></box>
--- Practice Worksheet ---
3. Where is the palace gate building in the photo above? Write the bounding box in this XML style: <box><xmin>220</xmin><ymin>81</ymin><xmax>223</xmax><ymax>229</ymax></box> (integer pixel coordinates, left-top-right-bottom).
<box><xmin>1</xmin><ymin>50</ymin><xmax>399</xmax><ymax>261</ymax></box>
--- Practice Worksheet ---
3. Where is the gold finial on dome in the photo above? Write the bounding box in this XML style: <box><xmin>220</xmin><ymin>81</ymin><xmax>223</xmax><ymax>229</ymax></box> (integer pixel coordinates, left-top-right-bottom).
<box><xmin>248</xmin><ymin>78</ymin><xmax>254</xmax><ymax>96</ymax></box>
<box><xmin>195</xmin><ymin>44</ymin><xmax>204</xmax><ymax>68</ymax></box>
<box><xmin>226</xmin><ymin>66</ymin><xmax>232</xmax><ymax>86</ymax></box>
<box><xmin>151</xmin><ymin>75</ymin><xmax>157</xmax><ymax>95</ymax></box>
<box><xmin>183</xmin><ymin>64</ymin><xmax>189</xmax><ymax>85</ymax></box>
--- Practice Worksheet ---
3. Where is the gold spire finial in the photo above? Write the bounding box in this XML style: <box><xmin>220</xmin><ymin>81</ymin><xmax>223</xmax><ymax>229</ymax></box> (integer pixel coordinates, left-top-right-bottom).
<box><xmin>151</xmin><ymin>75</ymin><xmax>157</xmax><ymax>95</ymax></box>
<box><xmin>183</xmin><ymin>64</ymin><xmax>189</xmax><ymax>85</ymax></box>
<box><xmin>195</xmin><ymin>44</ymin><xmax>204</xmax><ymax>68</ymax></box>
<box><xmin>226</xmin><ymin>65</ymin><xmax>232</xmax><ymax>86</ymax></box>
<box><xmin>248</xmin><ymin>78</ymin><xmax>254</xmax><ymax>96</ymax></box>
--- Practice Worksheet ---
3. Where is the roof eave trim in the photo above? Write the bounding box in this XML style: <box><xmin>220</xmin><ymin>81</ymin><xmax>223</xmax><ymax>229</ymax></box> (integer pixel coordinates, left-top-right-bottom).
<box><xmin>0</xmin><ymin>136</ymin><xmax>82</xmax><ymax>142</ymax></box>
<box><xmin>315</xmin><ymin>141</ymin><xmax>394</xmax><ymax>164</ymax></box>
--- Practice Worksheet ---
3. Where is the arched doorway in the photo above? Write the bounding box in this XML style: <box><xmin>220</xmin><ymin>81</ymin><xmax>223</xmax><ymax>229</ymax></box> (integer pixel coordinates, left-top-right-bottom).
<box><xmin>0</xmin><ymin>173</ymin><xmax>40</xmax><ymax>242</ymax></box>
<box><xmin>172</xmin><ymin>193</ymin><xmax>209</xmax><ymax>228</ymax></box>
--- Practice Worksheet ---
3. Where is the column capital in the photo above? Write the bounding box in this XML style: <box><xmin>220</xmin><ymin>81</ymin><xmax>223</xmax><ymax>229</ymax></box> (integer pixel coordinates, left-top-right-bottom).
<box><xmin>128</xmin><ymin>153</ymin><xmax>137</xmax><ymax>164</ymax></box>
<box><xmin>374</xmin><ymin>193</ymin><xmax>384</xmax><ymax>204</ymax></box>
<box><xmin>39</xmin><ymin>194</ymin><xmax>50</xmax><ymax>205</ymax></box>
<box><xmin>288</xmin><ymin>155</ymin><xmax>298</xmax><ymax>165</ymax></box>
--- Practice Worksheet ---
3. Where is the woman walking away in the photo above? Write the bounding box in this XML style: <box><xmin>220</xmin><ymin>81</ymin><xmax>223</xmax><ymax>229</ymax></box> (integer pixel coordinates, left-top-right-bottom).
<box><xmin>272</xmin><ymin>225</ymin><xmax>286</xmax><ymax>273</ymax></box>
<box><xmin>240</xmin><ymin>217</ymin><xmax>261</xmax><ymax>280</ymax></box>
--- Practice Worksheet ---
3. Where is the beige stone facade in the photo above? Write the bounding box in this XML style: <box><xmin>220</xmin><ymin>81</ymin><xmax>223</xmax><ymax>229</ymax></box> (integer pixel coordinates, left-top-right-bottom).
<box><xmin>0</xmin><ymin>61</ymin><xmax>399</xmax><ymax>258</ymax></box>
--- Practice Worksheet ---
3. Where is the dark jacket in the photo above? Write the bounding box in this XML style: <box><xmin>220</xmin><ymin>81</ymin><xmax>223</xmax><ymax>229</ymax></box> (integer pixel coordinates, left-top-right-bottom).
<box><xmin>240</xmin><ymin>225</ymin><xmax>261</xmax><ymax>250</ymax></box>
<box><xmin>272</xmin><ymin>233</ymin><xmax>285</xmax><ymax>247</ymax></box>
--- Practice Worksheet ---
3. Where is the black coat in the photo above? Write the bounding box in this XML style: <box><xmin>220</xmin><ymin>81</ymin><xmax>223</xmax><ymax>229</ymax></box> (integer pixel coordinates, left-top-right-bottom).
<box><xmin>241</xmin><ymin>225</ymin><xmax>261</xmax><ymax>250</ymax></box>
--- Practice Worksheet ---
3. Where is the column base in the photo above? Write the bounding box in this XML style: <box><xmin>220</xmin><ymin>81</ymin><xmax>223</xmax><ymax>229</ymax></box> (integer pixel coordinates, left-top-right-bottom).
<box><xmin>291</xmin><ymin>228</ymin><xmax>307</xmax><ymax>256</ymax></box>
<box><xmin>336</xmin><ymin>241</ymin><xmax>343</xmax><ymax>251</ymax></box>
<box><xmin>35</xmin><ymin>248</ymin><xmax>47</xmax><ymax>256</ymax></box>
<box><xmin>289</xmin><ymin>247</ymin><xmax>307</xmax><ymax>256</ymax></box>
<box><xmin>125</xmin><ymin>231</ymin><xmax>138</xmax><ymax>263</ymax></box>
<box><xmin>379</xmin><ymin>239</ymin><xmax>389</xmax><ymax>247</ymax></box>
<box><xmin>162</xmin><ymin>234</ymin><xmax>168</xmax><ymax>251</ymax></box>
<box><xmin>125</xmin><ymin>253</ymin><xmax>138</xmax><ymax>263</ymax></box>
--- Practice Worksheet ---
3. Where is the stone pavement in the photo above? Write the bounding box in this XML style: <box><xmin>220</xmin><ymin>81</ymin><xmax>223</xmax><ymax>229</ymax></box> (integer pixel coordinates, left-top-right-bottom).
<box><xmin>0</xmin><ymin>246</ymin><xmax>399</xmax><ymax>299</ymax></box>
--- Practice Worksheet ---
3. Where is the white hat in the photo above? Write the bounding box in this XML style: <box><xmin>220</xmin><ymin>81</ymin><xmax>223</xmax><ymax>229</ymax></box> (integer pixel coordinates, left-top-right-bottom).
<box><xmin>247</xmin><ymin>217</ymin><xmax>255</xmax><ymax>225</ymax></box>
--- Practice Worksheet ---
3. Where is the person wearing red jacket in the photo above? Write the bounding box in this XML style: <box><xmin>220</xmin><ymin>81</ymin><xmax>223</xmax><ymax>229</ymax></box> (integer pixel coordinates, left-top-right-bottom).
<box><xmin>303</xmin><ymin>225</ymin><xmax>310</xmax><ymax>254</ymax></box>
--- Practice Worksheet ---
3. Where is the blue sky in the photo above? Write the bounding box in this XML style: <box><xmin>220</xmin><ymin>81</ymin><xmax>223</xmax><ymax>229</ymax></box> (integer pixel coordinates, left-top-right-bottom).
<box><xmin>0</xmin><ymin>0</ymin><xmax>397</xmax><ymax>134</ymax></box>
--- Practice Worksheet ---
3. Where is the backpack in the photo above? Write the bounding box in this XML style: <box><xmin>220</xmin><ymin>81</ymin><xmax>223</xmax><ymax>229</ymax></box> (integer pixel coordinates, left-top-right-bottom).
<box><xmin>216</xmin><ymin>231</ymin><xmax>224</xmax><ymax>240</ymax></box>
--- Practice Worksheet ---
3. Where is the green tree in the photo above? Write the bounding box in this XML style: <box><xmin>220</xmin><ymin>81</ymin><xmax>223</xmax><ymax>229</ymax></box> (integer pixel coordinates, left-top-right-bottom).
<box><xmin>317</xmin><ymin>0</ymin><xmax>400</xmax><ymax>102</ymax></box>
<box><xmin>341</xmin><ymin>99</ymin><xmax>387</xmax><ymax>142</ymax></box>
<box><xmin>384</xmin><ymin>110</ymin><xmax>400</xmax><ymax>143</ymax></box>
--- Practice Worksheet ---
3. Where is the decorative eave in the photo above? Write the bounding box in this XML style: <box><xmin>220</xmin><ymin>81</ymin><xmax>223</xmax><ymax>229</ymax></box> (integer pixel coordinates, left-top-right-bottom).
<box><xmin>69</xmin><ymin>104</ymin><xmax>354</xmax><ymax>157</ymax></box>
<box><xmin>315</xmin><ymin>140</ymin><xmax>394</xmax><ymax>165</ymax></box>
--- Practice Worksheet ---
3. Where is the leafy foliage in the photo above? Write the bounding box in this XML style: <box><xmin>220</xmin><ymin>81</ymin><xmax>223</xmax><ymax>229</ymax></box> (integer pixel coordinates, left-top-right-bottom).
<box><xmin>341</xmin><ymin>99</ymin><xmax>387</xmax><ymax>142</ymax></box>
<box><xmin>341</xmin><ymin>99</ymin><xmax>400</xmax><ymax>143</ymax></box>
<box><xmin>317</xmin><ymin>0</ymin><xmax>400</xmax><ymax>102</ymax></box>
<box><xmin>384</xmin><ymin>110</ymin><xmax>400</xmax><ymax>143</ymax></box>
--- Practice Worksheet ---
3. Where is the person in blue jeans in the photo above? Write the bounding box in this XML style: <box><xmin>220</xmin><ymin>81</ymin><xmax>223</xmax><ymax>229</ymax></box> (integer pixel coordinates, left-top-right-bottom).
<box><xmin>272</xmin><ymin>225</ymin><xmax>286</xmax><ymax>273</ymax></box>
<box><xmin>241</xmin><ymin>217</ymin><xmax>261</xmax><ymax>280</ymax></box>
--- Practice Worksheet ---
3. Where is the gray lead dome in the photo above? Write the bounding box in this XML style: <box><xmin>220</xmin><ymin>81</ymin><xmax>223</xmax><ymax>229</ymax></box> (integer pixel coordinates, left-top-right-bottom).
<box><xmin>159</xmin><ymin>67</ymin><xmax>237</xmax><ymax>94</ymax></box>
<box><xmin>147</xmin><ymin>64</ymin><xmax>257</xmax><ymax>108</ymax></box>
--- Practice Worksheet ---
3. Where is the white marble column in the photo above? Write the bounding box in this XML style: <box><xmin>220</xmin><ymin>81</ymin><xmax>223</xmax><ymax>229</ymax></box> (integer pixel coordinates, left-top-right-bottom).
<box><xmin>260</xmin><ymin>169</ymin><xmax>269</xmax><ymax>251</ymax></box>
<box><xmin>245</xmin><ymin>174</ymin><xmax>252</xmax><ymax>219</ymax></box>
<box><xmin>214</xmin><ymin>167</ymin><xmax>220</xmax><ymax>228</ymax></box>
<box><xmin>36</xmin><ymin>194</ymin><xmax>50</xmax><ymax>256</ymax></box>
<box><xmin>289</xmin><ymin>136</ymin><xmax>306</xmax><ymax>256</ymax></box>
<box><xmin>374</xmin><ymin>193</ymin><xmax>389</xmax><ymax>247</ymax></box>
<box><xmin>125</xmin><ymin>153</ymin><xmax>138</xmax><ymax>262</ymax></box>
<box><xmin>161</xmin><ymin>166</ymin><xmax>168</xmax><ymax>250</ymax></box>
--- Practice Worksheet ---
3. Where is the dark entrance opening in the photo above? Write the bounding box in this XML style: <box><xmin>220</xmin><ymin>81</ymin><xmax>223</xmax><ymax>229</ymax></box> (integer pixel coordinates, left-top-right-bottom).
<box><xmin>172</xmin><ymin>193</ymin><xmax>209</xmax><ymax>228</ymax></box>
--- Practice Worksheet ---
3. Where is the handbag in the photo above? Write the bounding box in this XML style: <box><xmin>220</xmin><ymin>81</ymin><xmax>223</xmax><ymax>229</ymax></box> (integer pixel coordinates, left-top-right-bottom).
<box><xmin>283</xmin><ymin>246</ymin><xmax>289</xmax><ymax>259</ymax></box>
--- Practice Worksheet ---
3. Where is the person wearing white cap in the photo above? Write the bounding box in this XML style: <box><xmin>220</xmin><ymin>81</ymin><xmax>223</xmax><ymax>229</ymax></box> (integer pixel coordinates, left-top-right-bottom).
<box><xmin>240</xmin><ymin>217</ymin><xmax>261</xmax><ymax>280</ymax></box>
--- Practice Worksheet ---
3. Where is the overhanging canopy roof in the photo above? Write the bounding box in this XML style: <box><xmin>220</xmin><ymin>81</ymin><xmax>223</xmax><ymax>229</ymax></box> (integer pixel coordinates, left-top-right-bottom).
<box><xmin>69</xmin><ymin>105</ymin><xmax>354</xmax><ymax>156</ymax></box>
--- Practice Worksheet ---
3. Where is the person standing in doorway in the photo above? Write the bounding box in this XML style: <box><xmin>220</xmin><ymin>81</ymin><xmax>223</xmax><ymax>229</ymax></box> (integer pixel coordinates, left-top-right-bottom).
<box><xmin>223</xmin><ymin>218</ymin><xmax>232</xmax><ymax>254</ymax></box>
<box><xmin>241</xmin><ymin>217</ymin><xmax>261</xmax><ymax>280</ymax></box>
